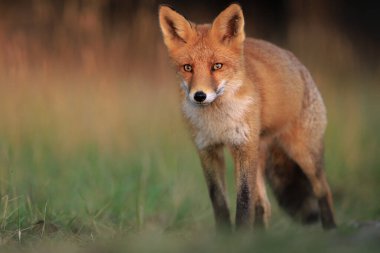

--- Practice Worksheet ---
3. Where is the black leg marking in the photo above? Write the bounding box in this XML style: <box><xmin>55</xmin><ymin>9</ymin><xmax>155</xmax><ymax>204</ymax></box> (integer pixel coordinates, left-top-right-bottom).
<box><xmin>236</xmin><ymin>176</ymin><xmax>250</xmax><ymax>229</ymax></box>
<box><xmin>209</xmin><ymin>181</ymin><xmax>231</xmax><ymax>230</ymax></box>
<box><xmin>319</xmin><ymin>196</ymin><xmax>337</xmax><ymax>230</ymax></box>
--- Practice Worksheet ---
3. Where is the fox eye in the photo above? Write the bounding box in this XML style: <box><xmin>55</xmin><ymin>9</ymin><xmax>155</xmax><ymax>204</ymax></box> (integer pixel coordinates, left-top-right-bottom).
<box><xmin>183</xmin><ymin>64</ymin><xmax>192</xmax><ymax>72</ymax></box>
<box><xmin>212</xmin><ymin>63</ymin><xmax>223</xmax><ymax>71</ymax></box>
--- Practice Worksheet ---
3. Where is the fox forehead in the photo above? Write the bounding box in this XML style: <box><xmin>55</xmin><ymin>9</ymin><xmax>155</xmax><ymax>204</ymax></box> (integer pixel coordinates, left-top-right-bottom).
<box><xmin>171</xmin><ymin>25</ymin><xmax>239</xmax><ymax>65</ymax></box>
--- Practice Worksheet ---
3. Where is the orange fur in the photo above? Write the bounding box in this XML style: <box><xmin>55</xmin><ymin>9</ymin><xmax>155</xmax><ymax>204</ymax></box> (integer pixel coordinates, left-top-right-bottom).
<box><xmin>159</xmin><ymin>4</ymin><xmax>336</xmax><ymax>230</ymax></box>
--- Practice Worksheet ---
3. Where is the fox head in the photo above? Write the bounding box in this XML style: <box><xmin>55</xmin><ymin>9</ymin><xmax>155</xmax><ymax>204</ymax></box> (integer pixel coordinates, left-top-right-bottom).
<box><xmin>159</xmin><ymin>4</ymin><xmax>245</xmax><ymax>105</ymax></box>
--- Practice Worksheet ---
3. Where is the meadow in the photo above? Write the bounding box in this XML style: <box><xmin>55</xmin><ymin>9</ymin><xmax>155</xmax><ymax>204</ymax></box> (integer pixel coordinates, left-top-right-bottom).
<box><xmin>0</xmin><ymin>1</ymin><xmax>380</xmax><ymax>252</ymax></box>
<box><xmin>0</xmin><ymin>67</ymin><xmax>379</xmax><ymax>252</ymax></box>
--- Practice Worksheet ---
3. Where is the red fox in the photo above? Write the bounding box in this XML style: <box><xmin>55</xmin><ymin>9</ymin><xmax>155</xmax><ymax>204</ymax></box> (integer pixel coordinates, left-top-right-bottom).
<box><xmin>159</xmin><ymin>3</ymin><xmax>336</xmax><ymax>230</ymax></box>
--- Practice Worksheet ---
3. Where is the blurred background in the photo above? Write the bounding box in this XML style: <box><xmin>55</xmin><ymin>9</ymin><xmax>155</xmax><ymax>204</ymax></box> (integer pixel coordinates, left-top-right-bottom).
<box><xmin>0</xmin><ymin>0</ymin><xmax>379</xmax><ymax>250</ymax></box>
<box><xmin>1</xmin><ymin>0</ymin><xmax>380</xmax><ymax>79</ymax></box>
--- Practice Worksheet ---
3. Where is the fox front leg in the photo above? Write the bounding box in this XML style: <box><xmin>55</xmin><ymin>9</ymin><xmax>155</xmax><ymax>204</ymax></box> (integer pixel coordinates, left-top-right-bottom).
<box><xmin>230</xmin><ymin>143</ymin><xmax>260</xmax><ymax>230</ymax></box>
<box><xmin>199</xmin><ymin>145</ymin><xmax>231</xmax><ymax>231</ymax></box>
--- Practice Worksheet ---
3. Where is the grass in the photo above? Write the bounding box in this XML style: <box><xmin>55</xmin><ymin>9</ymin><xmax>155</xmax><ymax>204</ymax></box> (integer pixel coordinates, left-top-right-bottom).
<box><xmin>0</xmin><ymin>70</ymin><xmax>379</xmax><ymax>252</ymax></box>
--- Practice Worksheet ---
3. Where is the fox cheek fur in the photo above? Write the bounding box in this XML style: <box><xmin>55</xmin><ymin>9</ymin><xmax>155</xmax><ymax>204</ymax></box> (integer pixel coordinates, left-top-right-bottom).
<box><xmin>159</xmin><ymin>4</ymin><xmax>336</xmax><ymax>231</ymax></box>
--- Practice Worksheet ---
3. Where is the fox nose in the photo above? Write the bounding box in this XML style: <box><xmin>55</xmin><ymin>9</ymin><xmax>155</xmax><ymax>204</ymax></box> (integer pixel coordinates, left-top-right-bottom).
<box><xmin>194</xmin><ymin>91</ymin><xmax>207</xmax><ymax>102</ymax></box>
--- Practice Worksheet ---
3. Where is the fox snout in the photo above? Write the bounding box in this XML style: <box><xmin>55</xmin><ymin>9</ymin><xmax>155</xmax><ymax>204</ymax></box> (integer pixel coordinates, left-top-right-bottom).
<box><xmin>183</xmin><ymin>81</ymin><xmax>225</xmax><ymax>105</ymax></box>
<box><xmin>189</xmin><ymin>89</ymin><xmax>216</xmax><ymax>104</ymax></box>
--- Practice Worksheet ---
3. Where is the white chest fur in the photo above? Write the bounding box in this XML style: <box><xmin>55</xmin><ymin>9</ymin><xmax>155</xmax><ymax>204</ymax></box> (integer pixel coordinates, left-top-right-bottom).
<box><xmin>182</xmin><ymin>97</ymin><xmax>253</xmax><ymax>149</ymax></box>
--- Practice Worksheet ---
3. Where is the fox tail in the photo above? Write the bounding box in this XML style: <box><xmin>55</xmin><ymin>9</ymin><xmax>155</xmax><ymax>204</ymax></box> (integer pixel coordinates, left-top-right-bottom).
<box><xmin>265</xmin><ymin>145</ymin><xmax>320</xmax><ymax>224</ymax></box>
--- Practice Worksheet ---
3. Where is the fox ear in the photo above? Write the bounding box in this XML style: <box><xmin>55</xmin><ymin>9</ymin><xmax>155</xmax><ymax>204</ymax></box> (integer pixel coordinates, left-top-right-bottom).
<box><xmin>159</xmin><ymin>5</ymin><xmax>195</xmax><ymax>50</ymax></box>
<box><xmin>211</xmin><ymin>4</ymin><xmax>245</xmax><ymax>47</ymax></box>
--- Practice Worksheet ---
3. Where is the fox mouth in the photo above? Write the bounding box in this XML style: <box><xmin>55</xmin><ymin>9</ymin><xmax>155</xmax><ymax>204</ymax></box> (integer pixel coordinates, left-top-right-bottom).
<box><xmin>194</xmin><ymin>101</ymin><xmax>211</xmax><ymax>106</ymax></box>
<box><xmin>189</xmin><ymin>98</ymin><xmax>212</xmax><ymax>106</ymax></box>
